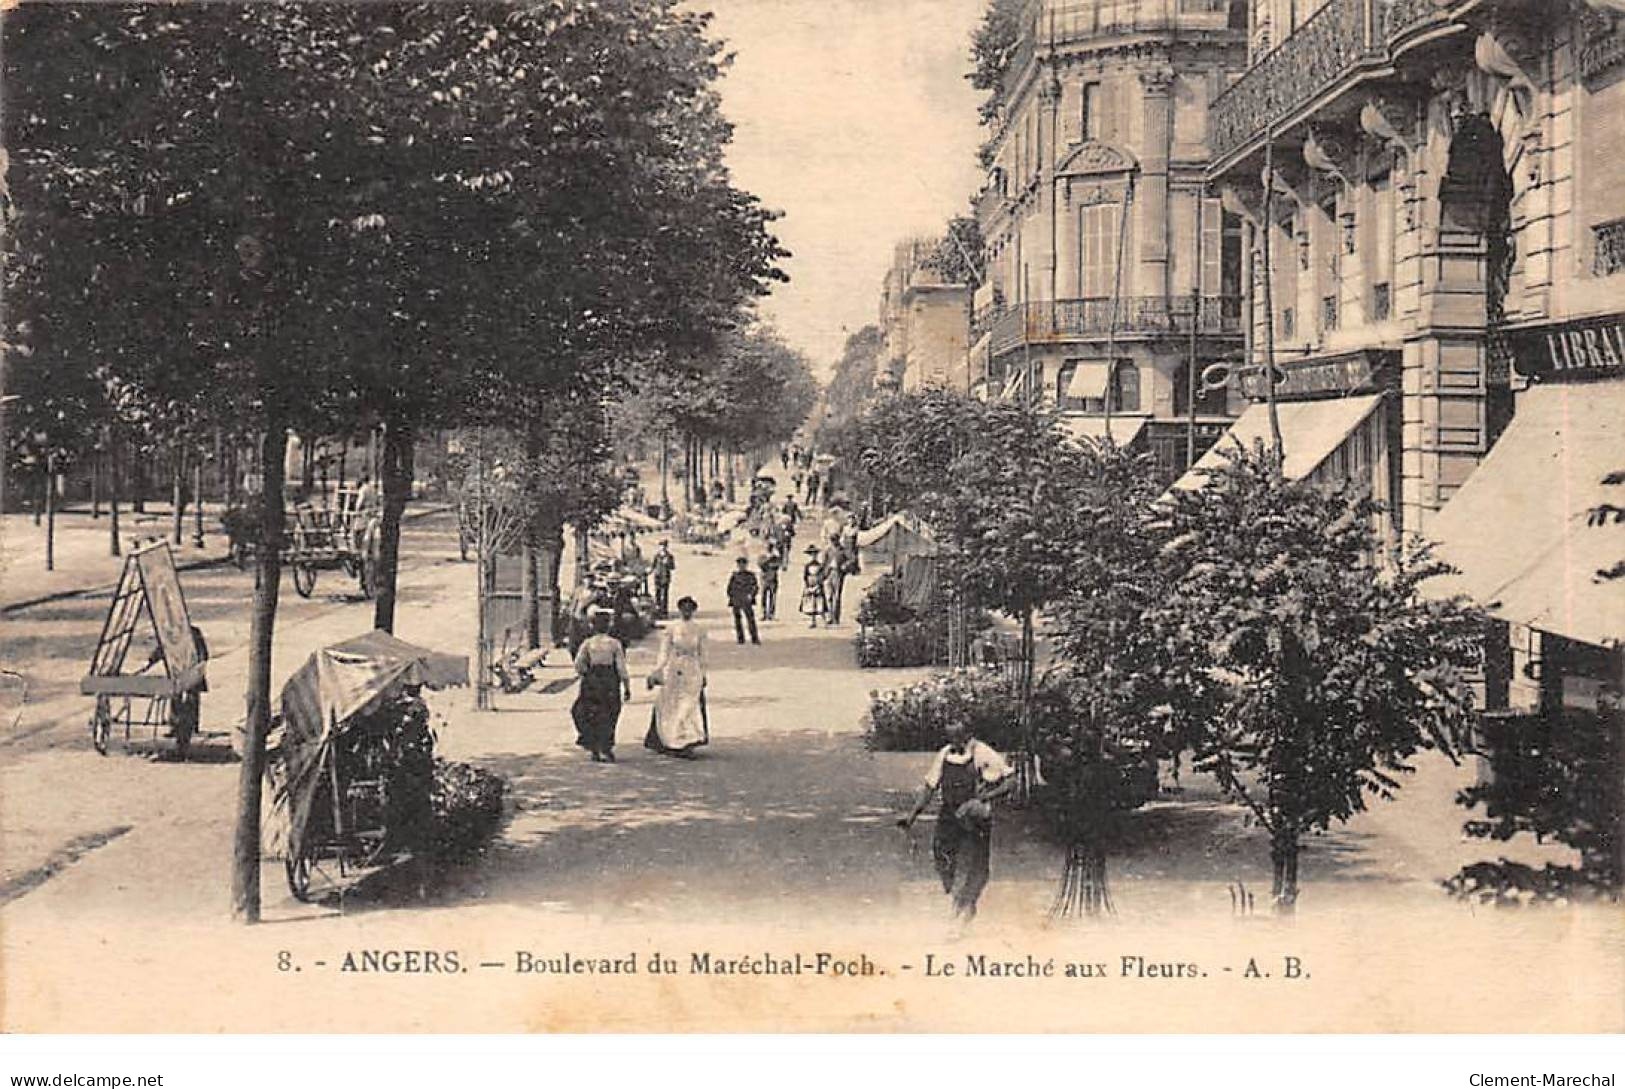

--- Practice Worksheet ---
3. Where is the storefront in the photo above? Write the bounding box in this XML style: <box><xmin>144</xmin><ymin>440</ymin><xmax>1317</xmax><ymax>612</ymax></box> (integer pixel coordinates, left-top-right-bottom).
<box><xmin>1425</xmin><ymin>312</ymin><xmax>1625</xmax><ymax>878</ymax></box>
<box><xmin>1167</xmin><ymin>349</ymin><xmax>1402</xmax><ymax>534</ymax></box>
<box><xmin>1427</xmin><ymin>313</ymin><xmax>1625</xmax><ymax>696</ymax></box>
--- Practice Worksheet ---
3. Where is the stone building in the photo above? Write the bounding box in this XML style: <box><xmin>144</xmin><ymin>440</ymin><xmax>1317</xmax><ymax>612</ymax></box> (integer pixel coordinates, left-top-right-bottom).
<box><xmin>967</xmin><ymin>0</ymin><xmax>1251</xmax><ymax>479</ymax></box>
<box><xmin>878</xmin><ymin>237</ymin><xmax>972</xmax><ymax>393</ymax></box>
<box><xmin>1201</xmin><ymin>0</ymin><xmax>1623</xmax><ymax>861</ymax></box>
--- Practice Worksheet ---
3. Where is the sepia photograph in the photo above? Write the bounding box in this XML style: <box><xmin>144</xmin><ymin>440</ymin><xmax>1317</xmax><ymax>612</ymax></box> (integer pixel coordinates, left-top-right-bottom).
<box><xmin>0</xmin><ymin>0</ymin><xmax>1622</xmax><ymax>1045</ymax></box>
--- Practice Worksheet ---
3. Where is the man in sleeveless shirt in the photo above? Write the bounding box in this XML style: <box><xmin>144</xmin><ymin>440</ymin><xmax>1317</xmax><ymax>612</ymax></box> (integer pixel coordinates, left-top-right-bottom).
<box><xmin>898</xmin><ymin>720</ymin><xmax>1015</xmax><ymax>925</ymax></box>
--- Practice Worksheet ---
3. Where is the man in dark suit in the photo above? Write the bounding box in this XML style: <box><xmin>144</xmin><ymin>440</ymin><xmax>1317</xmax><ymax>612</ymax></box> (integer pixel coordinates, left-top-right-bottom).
<box><xmin>726</xmin><ymin>556</ymin><xmax>761</xmax><ymax>645</ymax></box>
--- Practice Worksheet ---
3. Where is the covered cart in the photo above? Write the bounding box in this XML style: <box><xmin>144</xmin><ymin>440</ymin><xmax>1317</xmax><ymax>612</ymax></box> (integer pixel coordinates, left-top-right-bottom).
<box><xmin>269</xmin><ymin>631</ymin><xmax>468</xmax><ymax>901</ymax></box>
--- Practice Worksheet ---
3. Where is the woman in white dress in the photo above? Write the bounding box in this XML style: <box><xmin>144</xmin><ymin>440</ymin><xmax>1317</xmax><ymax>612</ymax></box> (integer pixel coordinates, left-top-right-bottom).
<box><xmin>645</xmin><ymin>595</ymin><xmax>709</xmax><ymax>757</ymax></box>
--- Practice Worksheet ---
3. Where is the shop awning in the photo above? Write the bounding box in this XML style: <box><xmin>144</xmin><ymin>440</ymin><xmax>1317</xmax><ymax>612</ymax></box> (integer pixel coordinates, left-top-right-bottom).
<box><xmin>1064</xmin><ymin>363</ymin><xmax>1111</xmax><ymax>400</ymax></box>
<box><xmin>1061</xmin><ymin>414</ymin><xmax>1149</xmax><ymax>448</ymax></box>
<box><xmin>1426</xmin><ymin>382</ymin><xmax>1625</xmax><ymax>647</ymax></box>
<box><xmin>1168</xmin><ymin>393</ymin><xmax>1386</xmax><ymax>491</ymax></box>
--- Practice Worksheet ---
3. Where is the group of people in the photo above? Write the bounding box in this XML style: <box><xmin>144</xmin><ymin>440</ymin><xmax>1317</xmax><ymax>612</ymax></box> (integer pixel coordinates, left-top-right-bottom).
<box><xmin>571</xmin><ymin>593</ymin><xmax>710</xmax><ymax>763</ymax></box>
<box><xmin>569</xmin><ymin>480</ymin><xmax>1015</xmax><ymax>927</ymax></box>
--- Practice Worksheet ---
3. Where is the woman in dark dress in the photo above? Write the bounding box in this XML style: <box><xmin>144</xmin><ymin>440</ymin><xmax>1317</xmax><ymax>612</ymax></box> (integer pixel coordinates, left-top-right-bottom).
<box><xmin>572</xmin><ymin>608</ymin><xmax>632</xmax><ymax>762</ymax></box>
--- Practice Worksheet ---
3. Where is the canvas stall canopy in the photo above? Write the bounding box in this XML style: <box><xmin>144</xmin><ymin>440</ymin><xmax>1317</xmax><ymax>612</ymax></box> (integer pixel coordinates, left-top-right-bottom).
<box><xmin>857</xmin><ymin>512</ymin><xmax>937</xmax><ymax>571</ymax></box>
<box><xmin>269</xmin><ymin>631</ymin><xmax>468</xmax><ymax>859</ymax></box>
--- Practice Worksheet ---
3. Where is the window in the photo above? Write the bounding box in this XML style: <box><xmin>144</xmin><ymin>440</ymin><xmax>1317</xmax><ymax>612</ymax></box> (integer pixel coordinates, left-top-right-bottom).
<box><xmin>1080</xmin><ymin>204</ymin><xmax>1120</xmax><ymax>298</ymax></box>
<box><xmin>1594</xmin><ymin>220</ymin><xmax>1625</xmax><ymax>277</ymax></box>
<box><xmin>1200</xmin><ymin>197</ymin><xmax>1223</xmax><ymax>296</ymax></box>
<box><xmin>1371</xmin><ymin>282</ymin><xmax>1393</xmax><ymax>322</ymax></box>
<box><xmin>1114</xmin><ymin>364</ymin><xmax>1141</xmax><ymax>413</ymax></box>
<box><xmin>1082</xmin><ymin>83</ymin><xmax>1101</xmax><ymax>141</ymax></box>
<box><xmin>1372</xmin><ymin>172</ymin><xmax>1396</xmax><ymax>318</ymax></box>
<box><xmin>1281</xmin><ymin>307</ymin><xmax>1296</xmax><ymax>340</ymax></box>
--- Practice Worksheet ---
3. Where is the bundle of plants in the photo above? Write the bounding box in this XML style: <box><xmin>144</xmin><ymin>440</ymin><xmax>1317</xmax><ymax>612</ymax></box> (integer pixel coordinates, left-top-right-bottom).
<box><xmin>422</xmin><ymin>758</ymin><xmax>508</xmax><ymax>864</ymax></box>
<box><xmin>863</xmin><ymin>667</ymin><xmax>1026</xmax><ymax>753</ymax></box>
<box><xmin>1028</xmin><ymin>684</ymin><xmax>1163</xmax><ymax>919</ymax></box>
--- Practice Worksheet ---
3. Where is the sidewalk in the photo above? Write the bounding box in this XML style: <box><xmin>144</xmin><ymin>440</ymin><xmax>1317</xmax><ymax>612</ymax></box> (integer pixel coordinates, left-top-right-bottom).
<box><xmin>0</xmin><ymin>505</ymin><xmax>232</xmax><ymax>613</ymax></box>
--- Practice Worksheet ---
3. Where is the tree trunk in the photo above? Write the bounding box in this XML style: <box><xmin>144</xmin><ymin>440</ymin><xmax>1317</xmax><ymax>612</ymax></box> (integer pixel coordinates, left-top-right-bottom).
<box><xmin>573</xmin><ymin>523</ymin><xmax>590</xmax><ymax>589</ymax></box>
<box><xmin>521</xmin><ymin>421</ymin><xmax>546</xmax><ymax>650</ymax></box>
<box><xmin>171</xmin><ymin>443</ymin><xmax>185</xmax><ymax>545</ymax></box>
<box><xmin>335</xmin><ymin>439</ymin><xmax>347</xmax><ymax>493</ymax></box>
<box><xmin>372</xmin><ymin>417</ymin><xmax>413</xmax><ymax>634</ymax></box>
<box><xmin>660</xmin><ymin>430</ymin><xmax>670</xmax><ymax>512</ymax></box>
<box><xmin>193</xmin><ymin>457</ymin><xmax>206</xmax><ymax>548</ymax></box>
<box><xmin>34</xmin><ymin>468</ymin><xmax>44</xmax><ymax>526</ymax></box>
<box><xmin>232</xmin><ymin>422</ymin><xmax>288</xmax><ymax>924</ymax></box>
<box><xmin>91</xmin><ymin>451</ymin><xmax>101</xmax><ymax>519</ymax></box>
<box><xmin>1270</xmin><ymin>823</ymin><xmax>1299</xmax><ymax>914</ymax></box>
<box><xmin>132</xmin><ymin>443</ymin><xmax>146</xmax><ymax>514</ymax></box>
<box><xmin>109</xmin><ymin>452</ymin><xmax>122</xmax><ymax>558</ymax></box>
<box><xmin>301</xmin><ymin>436</ymin><xmax>316</xmax><ymax>496</ymax></box>
<box><xmin>44</xmin><ymin>455</ymin><xmax>56</xmax><ymax>571</ymax></box>
<box><xmin>725</xmin><ymin>445</ymin><xmax>736</xmax><ymax>505</ymax></box>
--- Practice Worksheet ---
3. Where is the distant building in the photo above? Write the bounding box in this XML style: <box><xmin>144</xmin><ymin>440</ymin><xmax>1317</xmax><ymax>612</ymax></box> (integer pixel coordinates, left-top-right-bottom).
<box><xmin>968</xmin><ymin>0</ymin><xmax>1250</xmax><ymax>480</ymax></box>
<box><xmin>879</xmin><ymin>237</ymin><xmax>971</xmax><ymax>393</ymax></box>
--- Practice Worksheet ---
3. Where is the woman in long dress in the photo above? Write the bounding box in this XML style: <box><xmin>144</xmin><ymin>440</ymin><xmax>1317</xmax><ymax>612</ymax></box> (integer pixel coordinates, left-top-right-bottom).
<box><xmin>799</xmin><ymin>545</ymin><xmax>827</xmax><ymax>628</ymax></box>
<box><xmin>572</xmin><ymin>608</ymin><xmax>631</xmax><ymax>763</ymax></box>
<box><xmin>646</xmin><ymin>595</ymin><xmax>709</xmax><ymax>757</ymax></box>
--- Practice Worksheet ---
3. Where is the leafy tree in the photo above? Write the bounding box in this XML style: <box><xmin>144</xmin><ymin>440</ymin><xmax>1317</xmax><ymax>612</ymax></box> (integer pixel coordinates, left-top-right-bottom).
<box><xmin>813</xmin><ymin>325</ymin><xmax>884</xmax><ymax>447</ymax></box>
<box><xmin>1153</xmin><ymin>444</ymin><xmax>1485</xmax><ymax>911</ymax></box>
<box><xmin>968</xmin><ymin>0</ymin><xmax>1026</xmax><ymax>130</ymax></box>
<box><xmin>920</xmin><ymin>216</ymin><xmax>985</xmax><ymax>287</ymax></box>
<box><xmin>1041</xmin><ymin>438</ymin><xmax>1194</xmax><ymax>915</ymax></box>
<box><xmin>1454</xmin><ymin>701</ymin><xmax>1623</xmax><ymax>896</ymax></box>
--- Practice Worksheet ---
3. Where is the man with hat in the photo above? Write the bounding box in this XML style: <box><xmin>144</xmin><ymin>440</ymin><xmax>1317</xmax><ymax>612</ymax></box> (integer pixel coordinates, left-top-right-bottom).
<box><xmin>726</xmin><ymin>555</ymin><xmax>761</xmax><ymax>645</ymax></box>
<box><xmin>650</xmin><ymin>539</ymin><xmax>676</xmax><ymax>618</ymax></box>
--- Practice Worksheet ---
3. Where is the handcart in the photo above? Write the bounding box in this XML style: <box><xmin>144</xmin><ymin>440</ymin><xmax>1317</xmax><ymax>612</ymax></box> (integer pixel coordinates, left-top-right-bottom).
<box><xmin>268</xmin><ymin>630</ymin><xmax>468</xmax><ymax>902</ymax></box>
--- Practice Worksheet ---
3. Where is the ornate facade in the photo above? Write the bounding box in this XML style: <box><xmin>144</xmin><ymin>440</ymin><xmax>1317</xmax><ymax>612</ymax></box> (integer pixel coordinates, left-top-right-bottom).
<box><xmin>1206</xmin><ymin>0</ymin><xmax>1625</xmax><ymax>766</ymax></box>
<box><xmin>968</xmin><ymin>0</ymin><xmax>1250</xmax><ymax>479</ymax></box>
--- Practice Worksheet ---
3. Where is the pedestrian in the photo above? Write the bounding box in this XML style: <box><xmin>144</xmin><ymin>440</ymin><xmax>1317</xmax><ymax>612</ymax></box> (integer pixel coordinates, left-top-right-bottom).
<box><xmin>726</xmin><ymin>556</ymin><xmax>761</xmax><ymax>645</ymax></box>
<box><xmin>571</xmin><ymin>608</ymin><xmax>632</xmax><ymax>763</ymax></box>
<box><xmin>780</xmin><ymin>445</ymin><xmax>790</xmax><ymax>471</ymax></box>
<box><xmin>566</xmin><ymin>574</ymin><xmax>602</xmax><ymax>657</ymax></box>
<box><xmin>799</xmin><ymin>545</ymin><xmax>827</xmax><ymax>628</ymax></box>
<box><xmin>759</xmin><ymin>542</ymin><xmax>783</xmax><ymax>620</ymax></box>
<box><xmin>792</xmin><ymin>469</ymin><xmax>804</xmax><ymax>498</ymax></box>
<box><xmin>822</xmin><ymin>541</ymin><xmax>847</xmax><ymax>625</ymax></box>
<box><xmin>650</xmin><ymin>540</ymin><xmax>676</xmax><ymax>618</ymax></box>
<box><xmin>820</xmin><ymin>475</ymin><xmax>834</xmax><ymax>507</ymax></box>
<box><xmin>897</xmin><ymin>718</ymin><xmax>1016</xmax><ymax>928</ymax></box>
<box><xmin>646</xmin><ymin>596</ymin><xmax>709</xmax><ymax>757</ymax></box>
<box><xmin>805</xmin><ymin>470</ymin><xmax>820</xmax><ymax>505</ymax></box>
<box><xmin>621</xmin><ymin>531</ymin><xmax>647</xmax><ymax>593</ymax></box>
<box><xmin>839</xmin><ymin>517</ymin><xmax>861</xmax><ymax>577</ymax></box>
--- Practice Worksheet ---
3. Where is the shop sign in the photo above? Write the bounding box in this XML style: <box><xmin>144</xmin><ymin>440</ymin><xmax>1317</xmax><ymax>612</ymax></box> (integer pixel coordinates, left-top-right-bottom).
<box><xmin>1510</xmin><ymin>314</ymin><xmax>1625</xmax><ymax>381</ymax></box>
<box><xmin>1238</xmin><ymin>351</ymin><xmax>1385</xmax><ymax>399</ymax></box>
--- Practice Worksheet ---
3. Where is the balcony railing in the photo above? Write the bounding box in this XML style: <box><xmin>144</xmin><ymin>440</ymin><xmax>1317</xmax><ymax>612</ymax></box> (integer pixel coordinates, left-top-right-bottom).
<box><xmin>1209</xmin><ymin>0</ymin><xmax>1455</xmax><ymax>166</ymax></box>
<box><xmin>988</xmin><ymin>295</ymin><xmax>1243</xmax><ymax>357</ymax></box>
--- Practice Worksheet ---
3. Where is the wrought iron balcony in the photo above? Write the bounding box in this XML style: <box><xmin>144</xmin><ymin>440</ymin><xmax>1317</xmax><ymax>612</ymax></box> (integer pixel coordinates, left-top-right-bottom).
<box><xmin>1209</xmin><ymin>0</ymin><xmax>1456</xmax><ymax>167</ymax></box>
<box><xmin>987</xmin><ymin>295</ymin><xmax>1243</xmax><ymax>358</ymax></box>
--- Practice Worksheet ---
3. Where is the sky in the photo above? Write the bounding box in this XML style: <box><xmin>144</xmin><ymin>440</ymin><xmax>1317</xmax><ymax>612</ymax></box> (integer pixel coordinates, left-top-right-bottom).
<box><xmin>698</xmin><ymin>0</ymin><xmax>988</xmax><ymax>375</ymax></box>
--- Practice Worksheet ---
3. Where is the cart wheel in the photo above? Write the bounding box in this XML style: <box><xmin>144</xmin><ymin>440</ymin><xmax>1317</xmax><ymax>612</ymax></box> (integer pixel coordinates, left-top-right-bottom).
<box><xmin>286</xmin><ymin>852</ymin><xmax>313</xmax><ymax>902</ymax></box>
<box><xmin>90</xmin><ymin>700</ymin><xmax>111</xmax><ymax>756</ymax></box>
<box><xmin>293</xmin><ymin>563</ymin><xmax>317</xmax><ymax>598</ymax></box>
<box><xmin>170</xmin><ymin>695</ymin><xmax>197</xmax><ymax>760</ymax></box>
